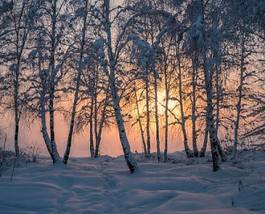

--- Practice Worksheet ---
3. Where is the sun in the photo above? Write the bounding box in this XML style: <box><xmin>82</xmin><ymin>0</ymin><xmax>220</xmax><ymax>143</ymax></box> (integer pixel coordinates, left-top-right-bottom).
<box><xmin>157</xmin><ymin>90</ymin><xmax>179</xmax><ymax>117</ymax></box>
<box><xmin>128</xmin><ymin>88</ymin><xmax>180</xmax><ymax>124</ymax></box>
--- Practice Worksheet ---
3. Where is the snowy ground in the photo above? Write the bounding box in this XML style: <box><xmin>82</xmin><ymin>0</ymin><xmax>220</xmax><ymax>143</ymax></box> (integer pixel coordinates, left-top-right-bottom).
<box><xmin>0</xmin><ymin>151</ymin><xmax>265</xmax><ymax>214</ymax></box>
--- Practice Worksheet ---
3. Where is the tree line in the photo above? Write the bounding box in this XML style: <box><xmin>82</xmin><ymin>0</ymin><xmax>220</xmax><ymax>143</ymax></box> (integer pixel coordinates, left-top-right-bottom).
<box><xmin>0</xmin><ymin>0</ymin><xmax>264</xmax><ymax>173</ymax></box>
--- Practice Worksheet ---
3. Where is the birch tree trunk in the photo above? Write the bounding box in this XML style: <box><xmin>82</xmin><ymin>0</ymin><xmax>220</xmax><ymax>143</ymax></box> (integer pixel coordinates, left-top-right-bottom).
<box><xmin>213</xmin><ymin>48</ymin><xmax>226</xmax><ymax>162</ymax></box>
<box><xmin>203</xmin><ymin>57</ymin><xmax>220</xmax><ymax>171</ymax></box>
<box><xmin>145</xmin><ymin>66</ymin><xmax>151</xmax><ymax>157</ymax></box>
<box><xmin>163</xmin><ymin>67</ymin><xmax>169</xmax><ymax>162</ymax></box>
<box><xmin>200</xmin><ymin>26</ymin><xmax>220</xmax><ymax>169</ymax></box>
<box><xmin>63</xmin><ymin>69</ymin><xmax>82</xmax><ymax>163</ymax></box>
<box><xmin>14</xmin><ymin>59</ymin><xmax>20</xmax><ymax>157</ymax></box>
<box><xmin>215</xmin><ymin>62</ymin><xmax>221</xmax><ymax>136</ymax></box>
<box><xmin>109</xmin><ymin>71</ymin><xmax>138</xmax><ymax>172</ymax></box>
<box><xmin>134</xmin><ymin>84</ymin><xmax>147</xmax><ymax>156</ymax></box>
<box><xmin>176</xmin><ymin>43</ymin><xmax>192</xmax><ymax>158</ymax></box>
<box><xmin>37</xmin><ymin>48</ymin><xmax>54</xmax><ymax>161</ymax></box>
<box><xmin>153</xmin><ymin>66</ymin><xmax>161</xmax><ymax>162</ymax></box>
<box><xmin>191</xmin><ymin>51</ymin><xmax>199</xmax><ymax>157</ymax></box>
<box><xmin>200</xmin><ymin>126</ymin><xmax>208</xmax><ymax>157</ymax></box>
<box><xmin>40</xmin><ymin>89</ymin><xmax>56</xmax><ymax>162</ymax></box>
<box><xmin>232</xmin><ymin>34</ymin><xmax>245</xmax><ymax>161</ymax></box>
<box><xmin>40</xmin><ymin>97</ymin><xmax>54</xmax><ymax>156</ymax></box>
<box><xmin>103</xmin><ymin>0</ymin><xmax>138</xmax><ymax>172</ymax></box>
<box><xmin>48</xmin><ymin>0</ymin><xmax>60</xmax><ymax>163</ymax></box>
<box><xmin>200</xmin><ymin>55</ymin><xmax>225</xmax><ymax>161</ymax></box>
<box><xmin>12</xmin><ymin>1</ymin><xmax>30</xmax><ymax>157</ymax></box>
<box><xmin>63</xmin><ymin>0</ymin><xmax>89</xmax><ymax>164</ymax></box>
<box><xmin>201</xmin><ymin>0</ymin><xmax>220</xmax><ymax>171</ymax></box>
<box><xmin>93</xmin><ymin>72</ymin><xmax>98</xmax><ymax>157</ymax></box>
<box><xmin>89</xmin><ymin>96</ymin><xmax>95</xmax><ymax>158</ymax></box>
<box><xmin>94</xmin><ymin>93</ymin><xmax>108</xmax><ymax>158</ymax></box>
<box><xmin>206</xmin><ymin>94</ymin><xmax>220</xmax><ymax>171</ymax></box>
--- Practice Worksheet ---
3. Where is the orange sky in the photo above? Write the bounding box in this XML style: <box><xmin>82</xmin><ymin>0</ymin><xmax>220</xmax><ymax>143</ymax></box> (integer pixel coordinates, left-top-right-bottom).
<box><xmin>0</xmin><ymin>109</ymin><xmax>193</xmax><ymax>157</ymax></box>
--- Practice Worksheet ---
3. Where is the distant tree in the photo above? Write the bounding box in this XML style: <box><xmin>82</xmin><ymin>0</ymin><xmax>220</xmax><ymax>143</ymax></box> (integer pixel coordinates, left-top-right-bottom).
<box><xmin>0</xmin><ymin>0</ymin><xmax>38</xmax><ymax>156</ymax></box>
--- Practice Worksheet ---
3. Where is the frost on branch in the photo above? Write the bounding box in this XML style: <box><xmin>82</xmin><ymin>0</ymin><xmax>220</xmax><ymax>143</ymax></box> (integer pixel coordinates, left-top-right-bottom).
<box><xmin>128</xmin><ymin>34</ymin><xmax>155</xmax><ymax>68</ymax></box>
<box><xmin>189</xmin><ymin>15</ymin><xmax>204</xmax><ymax>50</ymax></box>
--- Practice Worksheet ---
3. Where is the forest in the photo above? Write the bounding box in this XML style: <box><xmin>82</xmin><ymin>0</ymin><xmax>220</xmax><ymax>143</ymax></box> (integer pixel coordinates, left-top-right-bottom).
<box><xmin>0</xmin><ymin>0</ymin><xmax>265</xmax><ymax>213</ymax></box>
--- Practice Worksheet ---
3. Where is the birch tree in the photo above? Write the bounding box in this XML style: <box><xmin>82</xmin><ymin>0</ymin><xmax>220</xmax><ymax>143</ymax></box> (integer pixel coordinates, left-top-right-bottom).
<box><xmin>197</xmin><ymin>0</ymin><xmax>220</xmax><ymax>171</ymax></box>
<box><xmin>91</xmin><ymin>0</ymin><xmax>138</xmax><ymax>172</ymax></box>
<box><xmin>63</xmin><ymin>0</ymin><xmax>90</xmax><ymax>164</ymax></box>
<box><xmin>0</xmin><ymin>0</ymin><xmax>37</xmax><ymax>156</ymax></box>
<box><xmin>26</xmin><ymin>0</ymin><xmax>72</xmax><ymax>163</ymax></box>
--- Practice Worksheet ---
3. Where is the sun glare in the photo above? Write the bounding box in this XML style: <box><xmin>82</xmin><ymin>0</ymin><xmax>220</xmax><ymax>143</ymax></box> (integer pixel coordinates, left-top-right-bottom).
<box><xmin>157</xmin><ymin>90</ymin><xmax>179</xmax><ymax>117</ymax></box>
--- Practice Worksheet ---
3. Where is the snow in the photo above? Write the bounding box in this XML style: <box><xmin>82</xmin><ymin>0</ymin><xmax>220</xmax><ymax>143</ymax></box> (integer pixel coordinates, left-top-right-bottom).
<box><xmin>0</xmin><ymin>151</ymin><xmax>264</xmax><ymax>213</ymax></box>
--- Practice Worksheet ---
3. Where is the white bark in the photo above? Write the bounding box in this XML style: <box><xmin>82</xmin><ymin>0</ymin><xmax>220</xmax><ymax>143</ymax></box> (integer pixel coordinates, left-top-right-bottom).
<box><xmin>203</xmin><ymin>52</ymin><xmax>220</xmax><ymax>171</ymax></box>
<box><xmin>103</xmin><ymin>0</ymin><xmax>138</xmax><ymax>172</ymax></box>
<box><xmin>109</xmin><ymin>72</ymin><xmax>138</xmax><ymax>172</ymax></box>
<box><xmin>48</xmin><ymin>0</ymin><xmax>60</xmax><ymax>163</ymax></box>
<box><xmin>201</xmin><ymin>0</ymin><xmax>220</xmax><ymax>171</ymax></box>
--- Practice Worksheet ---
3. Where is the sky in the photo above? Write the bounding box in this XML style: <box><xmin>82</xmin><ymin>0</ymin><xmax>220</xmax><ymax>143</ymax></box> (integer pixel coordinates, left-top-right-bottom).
<box><xmin>1</xmin><ymin>109</ymin><xmax>189</xmax><ymax>157</ymax></box>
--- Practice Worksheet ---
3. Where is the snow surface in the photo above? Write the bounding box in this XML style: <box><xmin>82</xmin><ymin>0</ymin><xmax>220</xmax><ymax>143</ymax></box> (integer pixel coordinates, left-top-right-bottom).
<box><xmin>0</xmin><ymin>151</ymin><xmax>265</xmax><ymax>214</ymax></box>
